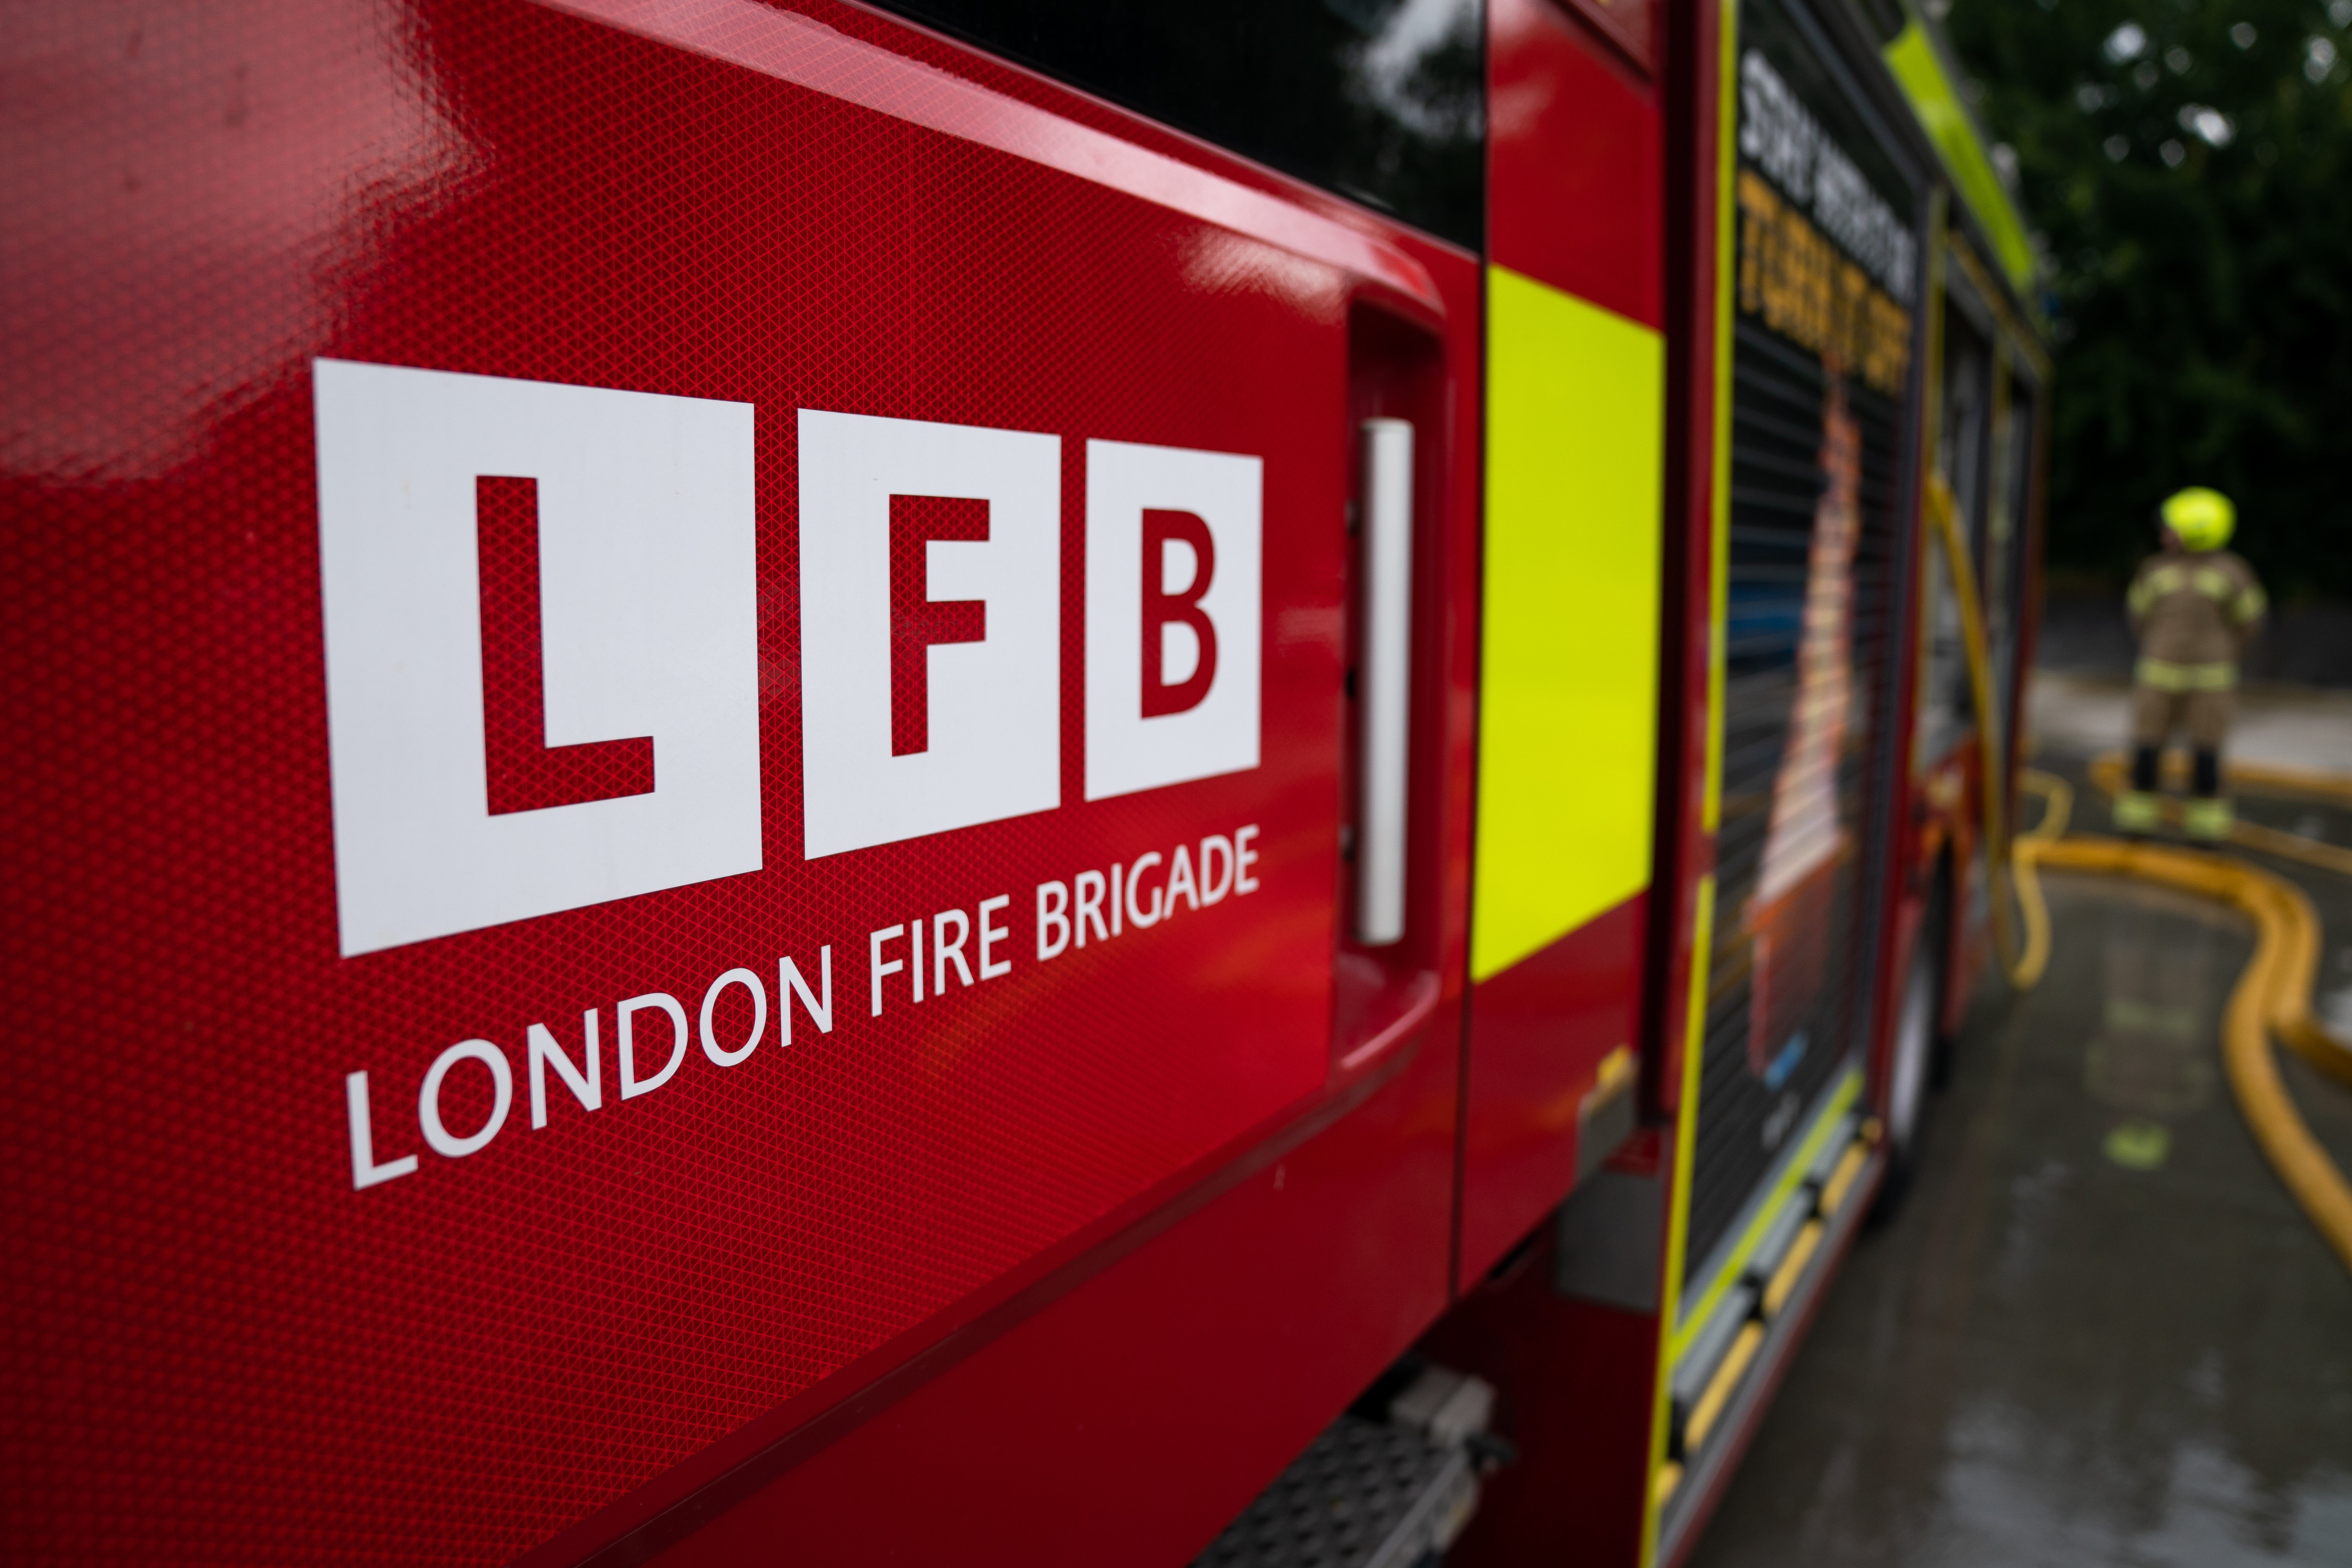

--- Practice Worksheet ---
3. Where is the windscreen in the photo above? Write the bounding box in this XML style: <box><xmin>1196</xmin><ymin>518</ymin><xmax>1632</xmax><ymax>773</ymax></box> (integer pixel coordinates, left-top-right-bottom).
<box><xmin>865</xmin><ymin>0</ymin><xmax>1486</xmax><ymax>251</ymax></box>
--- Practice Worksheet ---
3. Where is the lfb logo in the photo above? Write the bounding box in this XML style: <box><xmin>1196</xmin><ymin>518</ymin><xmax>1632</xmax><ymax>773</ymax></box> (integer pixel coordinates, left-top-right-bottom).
<box><xmin>312</xmin><ymin>363</ymin><xmax>1260</xmax><ymax>955</ymax></box>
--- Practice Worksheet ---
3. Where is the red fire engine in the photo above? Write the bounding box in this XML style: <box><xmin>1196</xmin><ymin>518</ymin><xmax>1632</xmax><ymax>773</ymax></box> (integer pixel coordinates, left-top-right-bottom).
<box><xmin>2</xmin><ymin>0</ymin><xmax>2045</xmax><ymax>1563</ymax></box>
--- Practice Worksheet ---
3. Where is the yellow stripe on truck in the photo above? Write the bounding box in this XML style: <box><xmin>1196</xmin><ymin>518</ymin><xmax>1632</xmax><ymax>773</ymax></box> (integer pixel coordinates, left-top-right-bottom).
<box><xmin>1472</xmin><ymin>266</ymin><xmax>1665</xmax><ymax>982</ymax></box>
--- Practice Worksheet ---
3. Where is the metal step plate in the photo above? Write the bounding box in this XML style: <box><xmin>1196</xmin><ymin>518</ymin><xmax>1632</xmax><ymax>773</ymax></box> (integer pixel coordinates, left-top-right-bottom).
<box><xmin>1193</xmin><ymin>1403</ymin><xmax>1483</xmax><ymax>1568</ymax></box>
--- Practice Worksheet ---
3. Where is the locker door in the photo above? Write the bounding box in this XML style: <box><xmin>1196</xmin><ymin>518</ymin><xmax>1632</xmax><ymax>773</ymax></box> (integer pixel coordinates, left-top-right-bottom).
<box><xmin>0</xmin><ymin>2</ymin><xmax>1479</xmax><ymax>1561</ymax></box>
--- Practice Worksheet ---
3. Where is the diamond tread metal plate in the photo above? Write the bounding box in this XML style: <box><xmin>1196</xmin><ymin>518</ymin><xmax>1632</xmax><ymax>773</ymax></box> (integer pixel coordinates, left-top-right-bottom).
<box><xmin>1192</xmin><ymin>1416</ymin><xmax>1475</xmax><ymax>1568</ymax></box>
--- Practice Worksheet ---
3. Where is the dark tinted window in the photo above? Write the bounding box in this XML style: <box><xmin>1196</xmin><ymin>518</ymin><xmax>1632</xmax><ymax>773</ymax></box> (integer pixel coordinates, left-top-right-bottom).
<box><xmin>1741</xmin><ymin>0</ymin><xmax>1919</xmax><ymax>233</ymax></box>
<box><xmin>868</xmin><ymin>0</ymin><xmax>1485</xmax><ymax>251</ymax></box>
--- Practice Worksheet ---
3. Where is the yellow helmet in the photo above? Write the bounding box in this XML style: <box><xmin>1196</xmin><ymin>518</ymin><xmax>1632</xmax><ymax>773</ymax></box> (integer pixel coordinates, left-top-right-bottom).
<box><xmin>2160</xmin><ymin>487</ymin><xmax>2235</xmax><ymax>552</ymax></box>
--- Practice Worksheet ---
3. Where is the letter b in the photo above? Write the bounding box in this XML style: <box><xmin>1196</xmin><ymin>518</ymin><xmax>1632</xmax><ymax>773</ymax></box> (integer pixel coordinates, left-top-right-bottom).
<box><xmin>1085</xmin><ymin>439</ymin><xmax>1261</xmax><ymax>801</ymax></box>
<box><xmin>1141</xmin><ymin>510</ymin><xmax>1217</xmax><ymax>717</ymax></box>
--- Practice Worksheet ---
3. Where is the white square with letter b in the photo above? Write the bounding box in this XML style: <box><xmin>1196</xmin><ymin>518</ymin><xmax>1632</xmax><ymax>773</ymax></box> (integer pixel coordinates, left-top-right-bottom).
<box><xmin>1084</xmin><ymin>438</ymin><xmax>1261</xmax><ymax>801</ymax></box>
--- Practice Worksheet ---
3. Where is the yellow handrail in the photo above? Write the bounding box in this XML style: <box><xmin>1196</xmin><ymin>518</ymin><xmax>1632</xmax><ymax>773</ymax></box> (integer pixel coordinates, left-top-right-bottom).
<box><xmin>1924</xmin><ymin>475</ymin><xmax>2050</xmax><ymax>985</ymax></box>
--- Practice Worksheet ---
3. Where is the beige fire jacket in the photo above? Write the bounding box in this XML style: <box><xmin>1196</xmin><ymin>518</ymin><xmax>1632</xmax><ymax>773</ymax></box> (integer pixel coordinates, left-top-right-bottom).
<box><xmin>2125</xmin><ymin>548</ymin><xmax>2266</xmax><ymax>690</ymax></box>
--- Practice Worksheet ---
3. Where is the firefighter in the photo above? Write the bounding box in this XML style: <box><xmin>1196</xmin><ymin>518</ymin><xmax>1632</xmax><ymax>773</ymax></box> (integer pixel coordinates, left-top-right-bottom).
<box><xmin>2111</xmin><ymin>487</ymin><xmax>2266</xmax><ymax>839</ymax></box>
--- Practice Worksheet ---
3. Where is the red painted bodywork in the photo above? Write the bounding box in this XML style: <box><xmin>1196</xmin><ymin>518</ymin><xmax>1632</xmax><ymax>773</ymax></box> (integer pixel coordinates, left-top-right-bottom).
<box><xmin>1489</xmin><ymin>0</ymin><xmax>1665</xmax><ymax>330</ymax></box>
<box><xmin>1433</xmin><ymin>5</ymin><xmax>1687</xmax><ymax>1561</ymax></box>
<box><xmin>1558</xmin><ymin>0</ymin><xmax>1659</xmax><ymax>75</ymax></box>
<box><xmin>2</xmin><ymin>1</ymin><xmax>1480</xmax><ymax>1561</ymax></box>
<box><xmin>1462</xmin><ymin>895</ymin><xmax>1649</xmax><ymax>1283</ymax></box>
<box><xmin>1456</xmin><ymin>0</ymin><xmax>1667</xmax><ymax>1297</ymax></box>
<box><xmin>1651</xmin><ymin>0</ymin><xmax>1730</xmax><ymax>1130</ymax></box>
<box><xmin>633</xmin><ymin>1015</ymin><xmax>1467</xmax><ymax>1566</ymax></box>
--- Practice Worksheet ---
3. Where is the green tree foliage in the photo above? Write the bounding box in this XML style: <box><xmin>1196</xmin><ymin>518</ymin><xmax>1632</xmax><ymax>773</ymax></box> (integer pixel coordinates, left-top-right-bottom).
<box><xmin>1943</xmin><ymin>0</ymin><xmax>2352</xmax><ymax>599</ymax></box>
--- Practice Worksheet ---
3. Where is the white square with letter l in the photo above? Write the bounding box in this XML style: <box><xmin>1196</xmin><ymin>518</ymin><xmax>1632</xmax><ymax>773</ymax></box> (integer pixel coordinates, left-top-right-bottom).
<box><xmin>312</xmin><ymin>359</ymin><xmax>761</xmax><ymax>957</ymax></box>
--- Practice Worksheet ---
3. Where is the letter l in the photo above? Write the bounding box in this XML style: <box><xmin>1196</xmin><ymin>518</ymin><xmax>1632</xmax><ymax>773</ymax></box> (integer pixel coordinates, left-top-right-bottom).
<box><xmin>346</xmin><ymin>1070</ymin><xmax>420</xmax><ymax>1189</ymax></box>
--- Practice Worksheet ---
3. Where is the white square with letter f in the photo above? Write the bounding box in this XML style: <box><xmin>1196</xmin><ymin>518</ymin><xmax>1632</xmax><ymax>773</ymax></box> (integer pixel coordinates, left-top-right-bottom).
<box><xmin>796</xmin><ymin>409</ymin><xmax>1061</xmax><ymax>859</ymax></box>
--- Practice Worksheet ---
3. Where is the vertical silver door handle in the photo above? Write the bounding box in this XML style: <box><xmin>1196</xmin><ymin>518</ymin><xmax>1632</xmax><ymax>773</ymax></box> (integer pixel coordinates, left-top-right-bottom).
<box><xmin>1356</xmin><ymin>417</ymin><xmax>1414</xmax><ymax>946</ymax></box>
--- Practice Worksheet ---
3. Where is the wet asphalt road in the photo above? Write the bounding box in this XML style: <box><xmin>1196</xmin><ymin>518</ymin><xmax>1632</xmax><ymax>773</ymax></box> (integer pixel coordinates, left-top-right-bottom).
<box><xmin>1687</xmin><ymin>763</ymin><xmax>2352</xmax><ymax>1567</ymax></box>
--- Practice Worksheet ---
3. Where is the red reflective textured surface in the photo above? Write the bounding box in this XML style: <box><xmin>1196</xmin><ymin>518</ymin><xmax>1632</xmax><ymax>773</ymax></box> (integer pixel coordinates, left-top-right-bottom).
<box><xmin>639</xmin><ymin>1017</ymin><xmax>1470</xmax><ymax>1567</ymax></box>
<box><xmin>0</xmin><ymin>1</ymin><xmax>1473</xmax><ymax>1561</ymax></box>
<box><xmin>887</xmin><ymin>492</ymin><xmax>992</xmax><ymax>756</ymax></box>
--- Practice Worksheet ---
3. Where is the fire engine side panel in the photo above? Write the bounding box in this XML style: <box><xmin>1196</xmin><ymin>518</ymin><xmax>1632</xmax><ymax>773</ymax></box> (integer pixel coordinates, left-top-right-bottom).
<box><xmin>0</xmin><ymin>2</ymin><xmax>1478</xmax><ymax>1562</ymax></box>
<box><xmin>612</xmin><ymin>225</ymin><xmax>1487</xmax><ymax>1568</ymax></box>
<box><xmin>1463</xmin><ymin>0</ymin><xmax>1667</xmax><ymax>1284</ymax></box>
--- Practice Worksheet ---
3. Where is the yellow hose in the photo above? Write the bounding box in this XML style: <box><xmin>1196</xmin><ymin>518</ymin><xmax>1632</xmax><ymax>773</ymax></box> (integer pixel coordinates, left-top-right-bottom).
<box><xmin>2228</xmin><ymin>758</ymin><xmax>2352</xmax><ymax>808</ymax></box>
<box><xmin>1925</xmin><ymin>474</ymin><xmax>2352</xmax><ymax>1272</ymax></box>
<box><xmin>2008</xmin><ymin>769</ymin><xmax>2068</xmax><ymax>986</ymax></box>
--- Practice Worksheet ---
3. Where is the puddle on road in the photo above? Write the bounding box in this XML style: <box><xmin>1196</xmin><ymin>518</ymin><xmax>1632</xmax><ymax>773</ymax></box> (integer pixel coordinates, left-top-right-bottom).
<box><xmin>2103</xmin><ymin>1119</ymin><xmax>2171</xmax><ymax>1170</ymax></box>
<box><xmin>2084</xmin><ymin>901</ymin><xmax>2224</xmax><ymax>1122</ymax></box>
<box><xmin>2084</xmin><ymin>891</ymin><xmax>2227</xmax><ymax>1175</ymax></box>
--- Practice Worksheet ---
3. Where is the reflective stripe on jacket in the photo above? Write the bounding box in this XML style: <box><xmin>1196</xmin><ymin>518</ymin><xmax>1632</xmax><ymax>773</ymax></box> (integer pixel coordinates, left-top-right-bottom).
<box><xmin>2135</xmin><ymin>656</ymin><xmax>2238</xmax><ymax>693</ymax></box>
<box><xmin>2126</xmin><ymin>562</ymin><xmax>2268</xmax><ymax>623</ymax></box>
